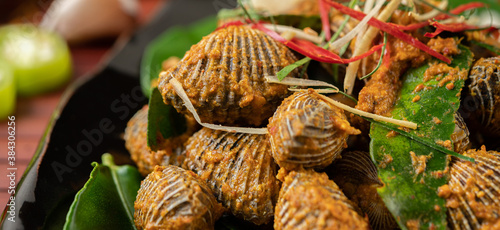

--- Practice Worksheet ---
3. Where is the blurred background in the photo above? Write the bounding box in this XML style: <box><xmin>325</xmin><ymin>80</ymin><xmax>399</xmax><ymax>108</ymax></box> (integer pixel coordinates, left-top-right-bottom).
<box><xmin>0</xmin><ymin>0</ymin><xmax>163</xmax><ymax>209</ymax></box>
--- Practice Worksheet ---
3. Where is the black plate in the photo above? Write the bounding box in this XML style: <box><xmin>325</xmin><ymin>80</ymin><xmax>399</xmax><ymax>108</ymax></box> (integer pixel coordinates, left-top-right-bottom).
<box><xmin>0</xmin><ymin>0</ymin><xmax>219</xmax><ymax>229</ymax></box>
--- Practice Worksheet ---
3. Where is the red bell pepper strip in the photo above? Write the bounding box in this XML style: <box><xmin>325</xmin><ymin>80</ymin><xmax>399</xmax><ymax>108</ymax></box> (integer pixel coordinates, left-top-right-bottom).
<box><xmin>322</xmin><ymin>0</ymin><xmax>451</xmax><ymax>64</ymax></box>
<box><xmin>252</xmin><ymin>23</ymin><xmax>383</xmax><ymax>64</ymax></box>
<box><xmin>319</xmin><ymin>0</ymin><xmax>332</xmax><ymax>41</ymax></box>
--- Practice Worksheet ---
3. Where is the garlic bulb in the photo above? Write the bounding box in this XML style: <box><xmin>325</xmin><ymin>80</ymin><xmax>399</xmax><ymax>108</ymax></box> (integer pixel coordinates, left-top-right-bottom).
<box><xmin>40</xmin><ymin>0</ymin><xmax>138</xmax><ymax>44</ymax></box>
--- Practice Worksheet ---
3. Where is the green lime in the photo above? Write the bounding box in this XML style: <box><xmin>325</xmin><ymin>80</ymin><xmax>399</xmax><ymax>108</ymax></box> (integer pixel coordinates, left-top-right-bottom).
<box><xmin>0</xmin><ymin>24</ymin><xmax>72</xmax><ymax>96</ymax></box>
<box><xmin>0</xmin><ymin>60</ymin><xmax>15</xmax><ymax>118</ymax></box>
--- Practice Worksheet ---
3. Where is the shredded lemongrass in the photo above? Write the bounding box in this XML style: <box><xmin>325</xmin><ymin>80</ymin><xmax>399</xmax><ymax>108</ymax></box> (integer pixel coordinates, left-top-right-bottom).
<box><xmin>344</xmin><ymin>0</ymin><xmax>401</xmax><ymax>94</ymax></box>
<box><xmin>265</xmin><ymin>75</ymin><xmax>339</xmax><ymax>91</ymax></box>
<box><xmin>289</xmin><ymin>88</ymin><xmax>339</xmax><ymax>94</ymax></box>
<box><xmin>360</xmin><ymin>0</ymin><xmax>376</xmax><ymax>76</ymax></box>
<box><xmin>316</xmin><ymin>93</ymin><xmax>418</xmax><ymax>129</ymax></box>
<box><xmin>363</xmin><ymin>0</ymin><xmax>375</xmax><ymax>14</ymax></box>
<box><xmin>411</xmin><ymin>0</ymin><xmax>448</xmax><ymax>21</ymax></box>
<box><xmin>262</xmin><ymin>24</ymin><xmax>323</xmax><ymax>44</ymax></box>
<box><xmin>169</xmin><ymin>77</ymin><xmax>268</xmax><ymax>135</ymax></box>
<box><xmin>329</xmin><ymin>0</ymin><xmax>385</xmax><ymax>51</ymax></box>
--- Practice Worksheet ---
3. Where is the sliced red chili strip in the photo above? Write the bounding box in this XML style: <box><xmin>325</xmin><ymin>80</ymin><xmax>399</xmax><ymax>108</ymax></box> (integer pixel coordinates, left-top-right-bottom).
<box><xmin>425</xmin><ymin>21</ymin><xmax>479</xmax><ymax>38</ymax></box>
<box><xmin>383</xmin><ymin>40</ymin><xmax>391</xmax><ymax>67</ymax></box>
<box><xmin>448</xmin><ymin>2</ymin><xmax>485</xmax><ymax>15</ymax></box>
<box><xmin>252</xmin><ymin>23</ymin><xmax>383</xmax><ymax>64</ymax></box>
<box><xmin>391</xmin><ymin>2</ymin><xmax>485</xmax><ymax>31</ymax></box>
<box><xmin>322</xmin><ymin>0</ymin><xmax>451</xmax><ymax>64</ymax></box>
<box><xmin>319</xmin><ymin>0</ymin><xmax>332</xmax><ymax>41</ymax></box>
<box><xmin>392</xmin><ymin>21</ymin><xmax>429</xmax><ymax>31</ymax></box>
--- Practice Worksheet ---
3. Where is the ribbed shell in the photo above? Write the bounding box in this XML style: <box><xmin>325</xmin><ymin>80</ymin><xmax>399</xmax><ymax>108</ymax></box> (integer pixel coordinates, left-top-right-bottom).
<box><xmin>268</xmin><ymin>90</ymin><xmax>360</xmax><ymax>170</ymax></box>
<box><xmin>468</xmin><ymin>57</ymin><xmax>500</xmax><ymax>136</ymax></box>
<box><xmin>124</xmin><ymin>105</ymin><xmax>191</xmax><ymax>176</ymax></box>
<box><xmin>274</xmin><ymin>169</ymin><xmax>369</xmax><ymax>230</ymax></box>
<box><xmin>158</xmin><ymin>25</ymin><xmax>304</xmax><ymax>127</ymax></box>
<box><xmin>451</xmin><ymin>113</ymin><xmax>471</xmax><ymax>154</ymax></box>
<box><xmin>328</xmin><ymin>151</ymin><xmax>398</xmax><ymax>230</ymax></box>
<box><xmin>182</xmin><ymin>127</ymin><xmax>281</xmax><ymax>225</ymax></box>
<box><xmin>134</xmin><ymin>165</ymin><xmax>224</xmax><ymax>230</ymax></box>
<box><xmin>445</xmin><ymin>148</ymin><xmax>500</xmax><ymax>229</ymax></box>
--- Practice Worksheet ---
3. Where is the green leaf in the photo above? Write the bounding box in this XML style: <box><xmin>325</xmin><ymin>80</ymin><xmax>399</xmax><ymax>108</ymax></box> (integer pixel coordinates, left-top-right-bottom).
<box><xmin>140</xmin><ymin>16</ymin><xmax>217</xmax><ymax>97</ymax></box>
<box><xmin>64</xmin><ymin>154</ymin><xmax>143</xmax><ymax>230</ymax></box>
<box><xmin>370</xmin><ymin>45</ymin><xmax>473</xmax><ymax>229</ymax></box>
<box><xmin>147</xmin><ymin>87</ymin><xmax>187</xmax><ymax>149</ymax></box>
<box><xmin>277</xmin><ymin>57</ymin><xmax>311</xmax><ymax>80</ymax></box>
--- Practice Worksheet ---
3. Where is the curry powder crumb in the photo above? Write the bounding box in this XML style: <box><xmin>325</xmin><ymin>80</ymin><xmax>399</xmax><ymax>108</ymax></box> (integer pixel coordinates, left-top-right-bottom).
<box><xmin>412</xmin><ymin>95</ymin><xmax>421</xmax><ymax>102</ymax></box>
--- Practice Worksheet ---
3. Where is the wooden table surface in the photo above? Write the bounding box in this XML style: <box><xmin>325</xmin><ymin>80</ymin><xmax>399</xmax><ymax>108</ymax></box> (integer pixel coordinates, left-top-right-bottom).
<box><xmin>0</xmin><ymin>0</ymin><xmax>162</xmax><ymax>211</ymax></box>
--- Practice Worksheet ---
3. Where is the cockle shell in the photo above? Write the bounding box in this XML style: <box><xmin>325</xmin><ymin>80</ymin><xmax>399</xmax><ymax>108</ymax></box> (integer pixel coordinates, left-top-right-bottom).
<box><xmin>440</xmin><ymin>147</ymin><xmax>500</xmax><ymax>229</ymax></box>
<box><xmin>124</xmin><ymin>105</ymin><xmax>194</xmax><ymax>176</ymax></box>
<box><xmin>452</xmin><ymin>113</ymin><xmax>471</xmax><ymax>154</ymax></box>
<box><xmin>182</xmin><ymin>127</ymin><xmax>281</xmax><ymax>225</ymax></box>
<box><xmin>468</xmin><ymin>57</ymin><xmax>500</xmax><ymax>136</ymax></box>
<box><xmin>274</xmin><ymin>168</ymin><xmax>369</xmax><ymax>230</ymax></box>
<box><xmin>158</xmin><ymin>25</ymin><xmax>304</xmax><ymax>127</ymax></box>
<box><xmin>328</xmin><ymin>151</ymin><xmax>399</xmax><ymax>230</ymax></box>
<box><xmin>267</xmin><ymin>90</ymin><xmax>360</xmax><ymax>170</ymax></box>
<box><xmin>134</xmin><ymin>165</ymin><xmax>224</xmax><ymax>230</ymax></box>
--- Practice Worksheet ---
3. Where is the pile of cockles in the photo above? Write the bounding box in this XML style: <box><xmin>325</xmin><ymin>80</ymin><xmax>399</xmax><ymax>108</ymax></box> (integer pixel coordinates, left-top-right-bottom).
<box><xmin>125</xmin><ymin>0</ymin><xmax>500</xmax><ymax>229</ymax></box>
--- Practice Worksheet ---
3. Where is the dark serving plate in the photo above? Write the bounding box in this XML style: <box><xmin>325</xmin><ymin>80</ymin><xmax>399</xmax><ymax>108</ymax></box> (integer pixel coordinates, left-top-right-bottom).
<box><xmin>0</xmin><ymin>0</ymin><xmax>219</xmax><ymax>228</ymax></box>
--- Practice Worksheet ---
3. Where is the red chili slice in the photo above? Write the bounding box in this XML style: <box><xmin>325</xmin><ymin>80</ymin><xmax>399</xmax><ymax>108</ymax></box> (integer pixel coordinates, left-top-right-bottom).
<box><xmin>391</xmin><ymin>2</ymin><xmax>486</xmax><ymax>31</ymax></box>
<box><xmin>322</xmin><ymin>0</ymin><xmax>451</xmax><ymax>63</ymax></box>
<box><xmin>252</xmin><ymin>23</ymin><xmax>383</xmax><ymax>64</ymax></box>
<box><xmin>425</xmin><ymin>21</ymin><xmax>479</xmax><ymax>38</ymax></box>
<box><xmin>319</xmin><ymin>0</ymin><xmax>331</xmax><ymax>41</ymax></box>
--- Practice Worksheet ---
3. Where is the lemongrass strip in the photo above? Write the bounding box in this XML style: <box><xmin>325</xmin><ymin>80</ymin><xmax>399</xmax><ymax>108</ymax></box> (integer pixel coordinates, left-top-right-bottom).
<box><xmin>265</xmin><ymin>75</ymin><xmax>339</xmax><ymax>90</ymax></box>
<box><xmin>330</xmin><ymin>0</ymin><xmax>384</xmax><ymax>51</ymax></box>
<box><xmin>262</xmin><ymin>24</ymin><xmax>323</xmax><ymax>44</ymax></box>
<box><xmin>170</xmin><ymin>77</ymin><xmax>268</xmax><ymax>134</ymax></box>
<box><xmin>318</xmin><ymin>93</ymin><xmax>418</xmax><ymax>129</ymax></box>
<box><xmin>363</xmin><ymin>0</ymin><xmax>375</xmax><ymax>14</ymax></box>
<box><xmin>289</xmin><ymin>88</ymin><xmax>339</xmax><ymax>94</ymax></box>
<box><xmin>344</xmin><ymin>0</ymin><xmax>401</xmax><ymax>94</ymax></box>
<box><xmin>412</xmin><ymin>0</ymin><xmax>448</xmax><ymax>21</ymax></box>
<box><xmin>360</xmin><ymin>0</ymin><xmax>377</xmax><ymax>76</ymax></box>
